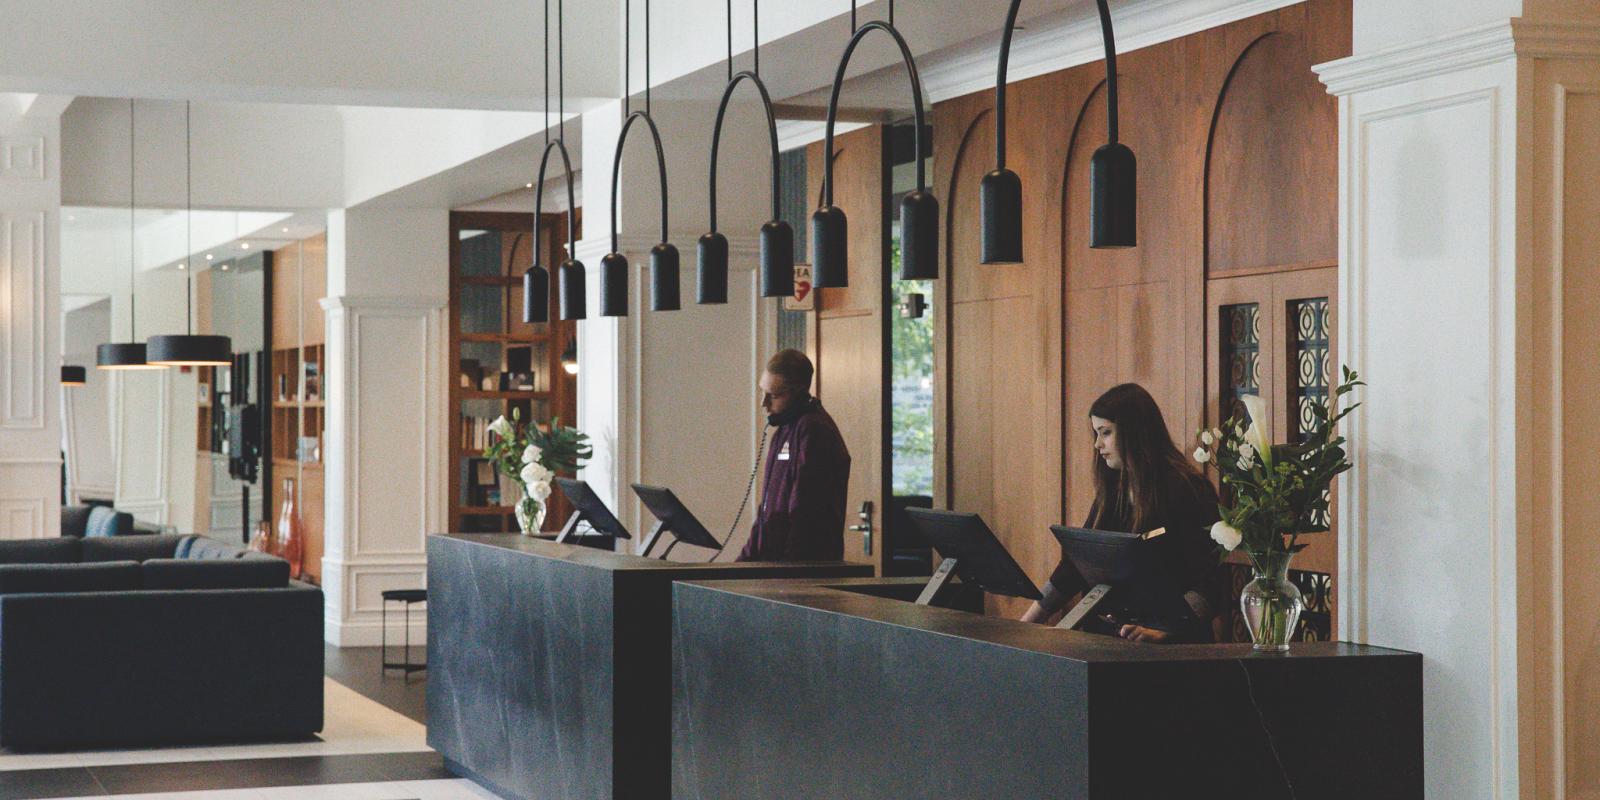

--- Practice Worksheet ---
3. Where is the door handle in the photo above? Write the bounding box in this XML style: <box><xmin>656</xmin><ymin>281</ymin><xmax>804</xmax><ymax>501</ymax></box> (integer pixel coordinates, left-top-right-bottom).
<box><xmin>847</xmin><ymin>500</ymin><xmax>873</xmax><ymax>556</ymax></box>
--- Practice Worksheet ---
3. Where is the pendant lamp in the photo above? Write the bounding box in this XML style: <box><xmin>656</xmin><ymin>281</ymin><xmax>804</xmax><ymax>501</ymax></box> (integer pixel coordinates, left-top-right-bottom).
<box><xmin>700</xmin><ymin>0</ymin><xmax>791</xmax><ymax>302</ymax></box>
<box><xmin>984</xmin><ymin>0</ymin><xmax>1135</xmax><ymax>258</ymax></box>
<box><xmin>526</xmin><ymin>0</ymin><xmax>583</xmax><ymax>325</ymax></box>
<box><xmin>97</xmin><ymin>99</ymin><xmax>163</xmax><ymax>370</ymax></box>
<box><xmin>560</xmin><ymin>339</ymin><xmax>579</xmax><ymax>375</ymax></box>
<box><xmin>147</xmin><ymin>102</ymin><xmax>232</xmax><ymax>366</ymax></box>
<box><xmin>60</xmin><ymin>366</ymin><xmax>87</xmax><ymax>386</ymax></box>
<box><xmin>813</xmin><ymin>1</ymin><xmax>938</xmax><ymax>287</ymax></box>
<box><xmin>600</xmin><ymin>0</ymin><xmax>679</xmax><ymax>316</ymax></box>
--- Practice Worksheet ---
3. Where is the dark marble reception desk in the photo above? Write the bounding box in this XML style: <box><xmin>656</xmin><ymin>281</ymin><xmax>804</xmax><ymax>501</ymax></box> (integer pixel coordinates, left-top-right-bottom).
<box><xmin>672</xmin><ymin>578</ymin><xmax>1423</xmax><ymax>800</ymax></box>
<box><xmin>425</xmin><ymin>534</ymin><xmax>872</xmax><ymax>800</ymax></box>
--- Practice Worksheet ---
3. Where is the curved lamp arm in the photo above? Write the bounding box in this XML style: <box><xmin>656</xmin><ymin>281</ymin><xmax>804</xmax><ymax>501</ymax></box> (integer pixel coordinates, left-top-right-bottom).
<box><xmin>524</xmin><ymin>138</ymin><xmax>582</xmax><ymax>323</ymax></box>
<box><xmin>701</xmin><ymin>70</ymin><xmax>792</xmax><ymax>302</ymax></box>
<box><xmin>814</xmin><ymin>20</ymin><xmax>939</xmax><ymax>288</ymax></box>
<box><xmin>601</xmin><ymin>110</ymin><xmax>678</xmax><ymax>315</ymax></box>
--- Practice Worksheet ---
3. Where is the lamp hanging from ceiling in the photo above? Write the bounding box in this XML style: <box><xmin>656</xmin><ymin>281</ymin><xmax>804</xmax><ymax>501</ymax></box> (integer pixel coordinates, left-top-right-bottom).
<box><xmin>813</xmin><ymin>0</ymin><xmax>938</xmax><ymax>287</ymax></box>
<box><xmin>60</xmin><ymin>365</ymin><xmax>87</xmax><ymax>386</ymax></box>
<box><xmin>600</xmin><ymin>0</ymin><xmax>678</xmax><ymax>316</ymax></box>
<box><xmin>700</xmin><ymin>0</ymin><xmax>790</xmax><ymax>302</ymax></box>
<box><xmin>526</xmin><ymin>0</ymin><xmax>583</xmax><ymax>325</ymax></box>
<box><xmin>146</xmin><ymin>101</ymin><xmax>233</xmax><ymax>366</ymax></box>
<box><xmin>985</xmin><ymin>0</ymin><xmax>1135</xmax><ymax>257</ymax></box>
<box><xmin>97</xmin><ymin>99</ymin><xmax>163</xmax><ymax>370</ymax></box>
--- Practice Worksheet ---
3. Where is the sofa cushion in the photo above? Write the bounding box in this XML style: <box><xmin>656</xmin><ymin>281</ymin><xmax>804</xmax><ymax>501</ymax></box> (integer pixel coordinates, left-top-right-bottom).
<box><xmin>81</xmin><ymin>534</ymin><xmax>185</xmax><ymax>563</ymax></box>
<box><xmin>0</xmin><ymin>561</ymin><xmax>141</xmax><ymax>594</ymax></box>
<box><xmin>0</xmin><ymin>538</ymin><xmax>81</xmax><ymax>564</ymax></box>
<box><xmin>141</xmin><ymin>558</ymin><xmax>290</xmax><ymax>590</ymax></box>
<box><xmin>174</xmin><ymin>535</ymin><xmax>251</xmax><ymax>560</ymax></box>
<box><xmin>84</xmin><ymin>506</ymin><xmax>134</xmax><ymax>538</ymax></box>
<box><xmin>60</xmin><ymin>505</ymin><xmax>93</xmax><ymax>538</ymax></box>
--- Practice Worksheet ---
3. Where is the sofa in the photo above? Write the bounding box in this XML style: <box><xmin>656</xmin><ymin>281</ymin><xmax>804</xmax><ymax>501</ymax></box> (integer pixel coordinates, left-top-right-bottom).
<box><xmin>59</xmin><ymin>504</ymin><xmax>165</xmax><ymax>538</ymax></box>
<box><xmin>0</xmin><ymin>534</ymin><xmax>323</xmax><ymax>750</ymax></box>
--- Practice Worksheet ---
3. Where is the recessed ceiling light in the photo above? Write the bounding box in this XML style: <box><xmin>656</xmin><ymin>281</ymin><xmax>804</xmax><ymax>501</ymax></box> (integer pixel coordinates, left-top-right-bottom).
<box><xmin>525</xmin><ymin>183</ymin><xmax>533</xmax><ymax>188</ymax></box>
<box><xmin>66</xmin><ymin>215</ymin><xmax>75</xmax><ymax>222</ymax></box>
<box><xmin>220</xmin><ymin>263</ymin><xmax>230</xmax><ymax>271</ymax></box>
<box><xmin>240</xmin><ymin>242</ymin><xmax>250</xmax><ymax>249</ymax></box>
<box><xmin>204</xmin><ymin>254</ymin><xmax>213</xmax><ymax>261</ymax></box>
<box><xmin>281</xmin><ymin>227</ymin><xmax>289</xmax><ymax>233</ymax></box>
<box><xmin>177</xmin><ymin>262</ymin><xmax>187</xmax><ymax>270</ymax></box>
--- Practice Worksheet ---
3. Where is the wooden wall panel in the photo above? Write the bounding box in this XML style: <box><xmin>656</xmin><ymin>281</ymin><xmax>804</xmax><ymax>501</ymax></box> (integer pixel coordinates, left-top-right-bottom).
<box><xmin>927</xmin><ymin>0</ymin><xmax>1349</xmax><ymax>624</ymax></box>
<box><xmin>300</xmin><ymin>233</ymin><xmax>327</xmax><ymax>346</ymax></box>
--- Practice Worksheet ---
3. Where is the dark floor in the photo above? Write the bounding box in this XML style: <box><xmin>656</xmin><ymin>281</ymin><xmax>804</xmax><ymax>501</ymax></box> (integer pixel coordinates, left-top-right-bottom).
<box><xmin>0</xmin><ymin>751</ymin><xmax>448</xmax><ymax>799</ymax></box>
<box><xmin>324</xmin><ymin>643</ymin><xmax>429</xmax><ymax>724</ymax></box>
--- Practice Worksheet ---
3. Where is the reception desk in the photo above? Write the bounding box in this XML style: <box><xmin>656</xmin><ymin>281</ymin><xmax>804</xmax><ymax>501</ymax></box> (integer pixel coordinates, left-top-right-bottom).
<box><xmin>425</xmin><ymin>534</ymin><xmax>872</xmax><ymax>800</ymax></box>
<box><xmin>671</xmin><ymin>578</ymin><xmax>1423</xmax><ymax>800</ymax></box>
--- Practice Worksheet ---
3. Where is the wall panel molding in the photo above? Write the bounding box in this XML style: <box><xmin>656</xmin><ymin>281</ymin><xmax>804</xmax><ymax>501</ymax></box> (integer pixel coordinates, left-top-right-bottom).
<box><xmin>0</xmin><ymin>137</ymin><xmax>45</xmax><ymax>181</ymax></box>
<box><xmin>1</xmin><ymin>212</ymin><xmax>46</xmax><ymax>430</ymax></box>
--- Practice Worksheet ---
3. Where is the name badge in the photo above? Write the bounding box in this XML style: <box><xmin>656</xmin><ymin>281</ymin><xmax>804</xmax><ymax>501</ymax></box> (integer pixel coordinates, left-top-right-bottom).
<box><xmin>777</xmin><ymin>443</ymin><xmax>791</xmax><ymax>461</ymax></box>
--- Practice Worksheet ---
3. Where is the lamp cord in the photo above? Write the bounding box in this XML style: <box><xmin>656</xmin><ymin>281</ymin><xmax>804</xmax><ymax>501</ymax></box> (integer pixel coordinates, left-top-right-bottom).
<box><xmin>184</xmin><ymin>100</ymin><xmax>193</xmax><ymax>336</ymax></box>
<box><xmin>128</xmin><ymin>98</ymin><xmax>137</xmax><ymax>341</ymax></box>
<box><xmin>1096</xmin><ymin>0</ymin><xmax>1119</xmax><ymax>144</ymax></box>
<box><xmin>558</xmin><ymin>0</ymin><xmax>565</xmax><ymax>142</ymax></box>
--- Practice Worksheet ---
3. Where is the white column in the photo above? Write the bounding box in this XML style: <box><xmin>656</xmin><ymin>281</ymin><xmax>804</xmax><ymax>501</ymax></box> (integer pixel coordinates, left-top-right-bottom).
<box><xmin>1319</xmin><ymin>6</ymin><xmax>1600</xmax><ymax>798</ymax></box>
<box><xmin>0</xmin><ymin>95</ymin><xmax>63</xmax><ymax>538</ymax></box>
<box><xmin>320</xmin><ymin>206</ymin><xmax>447</xmax><ymax>646</ymax></box>
<box><xmin>575</xmin><ymin>96</ymin><xmax>776</xmax><ymax>557</ymax></box>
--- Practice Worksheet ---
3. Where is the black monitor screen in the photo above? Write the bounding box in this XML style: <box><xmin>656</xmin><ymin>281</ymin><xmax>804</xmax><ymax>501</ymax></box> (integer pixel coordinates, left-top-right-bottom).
<box><xmin>1050</xmin><ymin>526</ymin><xmax>1194</xmax><ymax>624</ymax></box>
<box><xmin>630</xmin><ymin>484</ymin><xmax>722</xmax><ymax>550</ymax></box>
<box><xmin>554</xmin><ymin>478</ymin><xmax>631</xmax><ymax>539</ymax></box>
<box><xmin>904</xmin><ymin>508</ymin><xmax>1041</xmax><ymax>600</ymax></box>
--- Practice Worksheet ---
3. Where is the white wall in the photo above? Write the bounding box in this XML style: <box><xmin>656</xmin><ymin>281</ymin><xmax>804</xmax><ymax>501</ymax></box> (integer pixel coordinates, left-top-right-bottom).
<box><xmin>61</xmin><ymin>299</ymin><xmax>113</xmax><ymax>499</ymax></box>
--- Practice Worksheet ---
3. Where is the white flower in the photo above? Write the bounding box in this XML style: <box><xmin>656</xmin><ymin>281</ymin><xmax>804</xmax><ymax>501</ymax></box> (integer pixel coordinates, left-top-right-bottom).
<box><xmin>529</xmin><ymin>479</ymin><xmax>552</xmax><ymax>503</ymax></box>
<box><xmin>1238</xmin><ymin>441</ymin><xmax>1255</xmax><ymax>461</ymax></box>
<box><xmin>520</xmin><ymin>461</ymin><xmax>552</xmax><ymax>487</ymax></box>
<box><xmin>1210</xmin><ymin>427</ymin><xmax>1222</xmax><ymax>442</ymax></box>
<box><xmin>1210</xmin><ymin>521</ymin><xmax>1243</xmax><ymax>551</ymax></box>
<box><xmin>1200</xmin><ymin>430</ymin><xmax>1215</xmax><ymax>446</ymax></box>
<box><xmin>1193</xmin><ymin>446</ymin><xmax>1210</xmax><ymax>464</ymax></box>
<box><xmin>487</xmin><ymin>415</ymin><xmax>513</xmax><ymax>441</ymax></box>
<box><xmin>1240</xmin><ymin>394</ymin><xmax>1271</xmax><ymax>463</ymax></box>
<box><xmin>522</xmin><ymin>444</ymin><xmax>543</xmax><ymax>465</ymax></box>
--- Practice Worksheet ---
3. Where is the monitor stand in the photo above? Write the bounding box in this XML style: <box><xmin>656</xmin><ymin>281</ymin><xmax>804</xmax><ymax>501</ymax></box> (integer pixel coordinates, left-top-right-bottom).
<box><xmin>638</xmin><ymin>520</ymin><xmax>669</xmax><ymax>559</ymax></box>
<box><xmin>554</xmin><ymin>511</ymin><xmax>583</xmax><ymax>544</ymax></box>
<box><xmin>1056</xmin><ymin>583</ymin><xmax>1113</xmax><ymax>630</ymax></box>
<box><xmin>914</xmin><ymin>557</ymin><xmax>959</xmax><ymax>606</ymax></box>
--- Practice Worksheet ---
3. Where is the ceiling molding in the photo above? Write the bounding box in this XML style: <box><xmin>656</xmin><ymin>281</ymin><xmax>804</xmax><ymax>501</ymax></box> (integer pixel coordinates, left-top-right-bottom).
<box><xmin>1511</xmin><ymin>19</ymin><xmax>1600</xmax><ymax>61</ymax></box>
<box><xmin>1315</xmin><ymin>21</ymin><xmax>1515</xmax><ymax>96</ymax></box>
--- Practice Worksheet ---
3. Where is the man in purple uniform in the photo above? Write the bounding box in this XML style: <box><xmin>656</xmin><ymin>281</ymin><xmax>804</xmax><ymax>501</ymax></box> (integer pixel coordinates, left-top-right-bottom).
<box><xmin>738</xmin><ymin>349</ymin><xmax>851</xmax><ymax>562</ymax></box>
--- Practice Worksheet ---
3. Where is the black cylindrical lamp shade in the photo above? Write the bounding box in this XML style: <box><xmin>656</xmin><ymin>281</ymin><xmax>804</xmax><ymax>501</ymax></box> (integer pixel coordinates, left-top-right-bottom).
<box><xmin>810</xmin><ymin>206</ymin><xmax>848</xmax><ymax>288</ymax></box>
<box><xmin>60</xmin><ymin>365</ymin><xmax>87</xmax><ymax>386</ymax></box>
<box><xmin>899</xmin><ymin>191</ymin><xmax>940</xmax><ymax>280</ymax></box>
<box><xmin>697</xmin><ymin>232</ymin><xmax>729</xmax><ymax>304</ymax></box>
<box><xmin>760</xmin><ymin>220</ymin><xmax>795</xmax><ymax>298</ymax></box>
<box><xmin>96</xmin><ymin>342</ymin><xmax>161</xmax><ymax>370</ymax></box>
<box><xmin>558</xmin><ymin>259</ymin><xmax>587</xmax><ymax>321</ymax></box>
<box><xmin>523</xmin><ymin>265</ymin><xmax>551</xmax><ymax>324</ymax></box>
<box><xmin>146</xmin><ymin>334</ymin><xmax>233</xmax><ymax>366</ymax></box>
<box><xmin>1090</xmin><ymin>142</ymin><xmax>1137</xmax><ymax>249</ymax></box>
<box><xmin>600</xmin><ymin>253</ymin><xmax>629</xmax><ymax>317</ymax></box>
<box><xmin>980</xmin><ymin>168</ymin><xmax>1023</xmax><ymax>264</ymax></box>
<box><xmin>650</xmin><ymin>244</ymin><xmax>681</xmax><ymax>312</ymax></box>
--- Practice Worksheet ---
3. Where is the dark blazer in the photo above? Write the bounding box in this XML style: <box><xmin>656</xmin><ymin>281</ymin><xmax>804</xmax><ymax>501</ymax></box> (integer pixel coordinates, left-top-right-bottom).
<box><xmin>738</xmin><ymin>403</ymin><xmax>851</xmax><ymax>562</ymax></box>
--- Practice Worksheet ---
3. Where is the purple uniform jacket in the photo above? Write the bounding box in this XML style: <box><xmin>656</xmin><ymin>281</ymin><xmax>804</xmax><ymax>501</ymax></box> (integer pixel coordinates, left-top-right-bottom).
<box><xmin>738</xmin><ymin>404</ymin><xmax>851</xmax><ymax>562</ymax></box>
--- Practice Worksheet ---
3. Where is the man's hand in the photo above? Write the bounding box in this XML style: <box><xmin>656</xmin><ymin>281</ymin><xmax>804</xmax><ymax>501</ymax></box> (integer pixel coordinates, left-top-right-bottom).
<box><xmin>1117</xmin><ymin>624</ymin><xmax>1170</xmax><ymax>644</ymax></box>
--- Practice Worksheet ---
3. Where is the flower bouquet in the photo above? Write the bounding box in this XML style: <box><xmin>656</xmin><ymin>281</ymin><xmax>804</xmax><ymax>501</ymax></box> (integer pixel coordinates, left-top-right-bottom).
<box><xmin>483</xmin><ymin>408</ymin><xmax>592</xmax><ymax>535</ymax></box>
<box><xmin>1192</xmin><ymin>367</ymin><xmax>1362</xmax><ymax>650</ymax></box>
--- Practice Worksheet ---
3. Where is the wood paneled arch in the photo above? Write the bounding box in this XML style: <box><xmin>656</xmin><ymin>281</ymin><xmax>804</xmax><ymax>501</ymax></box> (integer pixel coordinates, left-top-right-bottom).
<box><xmin>924</xmin><ymin>0</ymin><xmax>1349</xmax><ymax>627</ymax></box>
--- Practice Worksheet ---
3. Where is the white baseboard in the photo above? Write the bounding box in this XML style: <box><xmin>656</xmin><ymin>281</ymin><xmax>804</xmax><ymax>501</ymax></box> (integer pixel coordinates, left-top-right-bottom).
<box><xmin>325</xmin><ymin>613</ymin><xmax>427</xmax><ymax>649</ymax></box>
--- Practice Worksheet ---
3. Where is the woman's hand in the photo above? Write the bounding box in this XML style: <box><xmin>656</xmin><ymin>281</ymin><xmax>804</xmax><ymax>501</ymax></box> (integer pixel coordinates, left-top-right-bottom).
<box><xmin>1117</xmin><ymin>624</ymin><xmax>1170</xmax><ymax>643</ymax></box>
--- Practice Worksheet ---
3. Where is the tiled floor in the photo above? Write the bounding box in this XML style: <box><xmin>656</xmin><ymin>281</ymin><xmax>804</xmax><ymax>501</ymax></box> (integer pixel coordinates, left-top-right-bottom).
<box><xmin>0</xmin><ymin>649</ymin><xmax>449</xmax><ymax>798</ymax></box>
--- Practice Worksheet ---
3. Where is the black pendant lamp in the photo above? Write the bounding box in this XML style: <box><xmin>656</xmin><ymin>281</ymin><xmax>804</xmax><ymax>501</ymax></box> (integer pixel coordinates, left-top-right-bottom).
<box><xmin>97</xmin><ymin>99</ymin><xmax>163</xmax><ymax>370</ymax></box>
<box><xmin>600</xmin><ymin>0</ymin><xmax>678</xmax><ymax>316</ymax></box>
<box><xmin>147</xmin><ymin>102</ymin><xmax>232</xmax><ymax>366</ymax></box>
<box><xmin>985</xmin><ymin>0</ymin><xmax>1134</xmax><ymax>258</ymax></box>
<box><xmin>60</xmin><ymin>365</ymin><xmax>87</xmax><ymax>386</ymax></box>
<box><xmin>814</xmin><ymin>1</ymin><xmax>938</xmax><ymax>287</ymax></box>
<box><xmin>701</xmin><ymin>0</ymin><xmax>791</xmax><ymax>301</ymax></box>
<box><xmin>526</xmin><ymin>0</ymin><xmax>583</xmax><ymax>325</ymax></box>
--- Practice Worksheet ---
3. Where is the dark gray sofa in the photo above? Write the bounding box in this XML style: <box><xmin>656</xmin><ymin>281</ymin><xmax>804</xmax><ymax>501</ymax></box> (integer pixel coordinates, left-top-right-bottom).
<box><xmin>59</xmin><ymin>504</ymin><xmax>164</xmax><ymax>538</ymax></box>
<box><xmin>0</xmin><ymin>534</ymin><xmax>323</xmax><ymax>750</ymax></box>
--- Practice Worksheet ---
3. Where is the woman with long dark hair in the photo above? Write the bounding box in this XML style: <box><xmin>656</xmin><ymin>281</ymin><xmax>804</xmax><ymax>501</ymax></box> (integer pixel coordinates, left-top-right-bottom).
<box><xmin>1020</xmin><ymin>383</ymin><xmax>1222</xmax><ymax>643</ymax></box>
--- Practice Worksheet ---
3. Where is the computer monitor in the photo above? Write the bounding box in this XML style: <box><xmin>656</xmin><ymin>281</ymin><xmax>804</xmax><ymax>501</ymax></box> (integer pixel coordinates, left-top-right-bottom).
<box><xmin>903</xmin><ymin>508</ymin><xmax>1042</xmax><ymax>605</ymax></box>
<box><xmin>629</xmin><ymin>483</ymin><xmax>724</xmax><ymax>558</ymax></box>
<box><xmin>553</xmin><ymin>478</ymin><xmax>631</xmax><ymax>543</ymax></box>
<box><xmin>1049</xmin><ymin>526</ymin><xmax>1197</xmax><ymax>635</ymax></box>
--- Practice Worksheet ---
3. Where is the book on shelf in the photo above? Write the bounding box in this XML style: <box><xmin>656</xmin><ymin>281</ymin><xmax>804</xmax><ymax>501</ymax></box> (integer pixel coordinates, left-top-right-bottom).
<box><xmin>460</xmin><ymin>415</ymin><xmax>512</xmax><ymax>452</ymax></box>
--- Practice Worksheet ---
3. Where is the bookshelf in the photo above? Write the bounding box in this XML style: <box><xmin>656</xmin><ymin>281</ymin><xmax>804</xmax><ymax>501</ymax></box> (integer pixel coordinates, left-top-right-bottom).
<box><xmin>448</xmin><ymin>210</ymin><xmax>579</xmax><ymax>534</ymax></box>
<box><xmin>270</xmin><ymin>234</ymin><xmax>327</xmax><ymax>583</ymax></box>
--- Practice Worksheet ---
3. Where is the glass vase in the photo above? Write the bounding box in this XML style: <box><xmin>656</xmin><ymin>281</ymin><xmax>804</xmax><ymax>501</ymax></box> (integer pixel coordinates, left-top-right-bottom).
<box><xmin>277</xmin><ymin>478</ymin><xmax>305</xmax><ymax>580</ymax></box>
<box><xmin>515</xmin><ymin>495</ymin><xmax>546</xmax><ymax>536</ymax></box>
<box><xmin>1240</xmin><ymin>550</ymin><xmax>1303</xmax><ymax>652</ymax></box>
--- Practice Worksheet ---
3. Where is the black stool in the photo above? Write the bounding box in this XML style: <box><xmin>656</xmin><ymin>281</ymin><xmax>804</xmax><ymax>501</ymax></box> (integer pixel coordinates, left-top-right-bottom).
<box><xmin>381</xmin><ymin>589</ymin><xmax>428</xmax><ymax>678</ymax></box>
